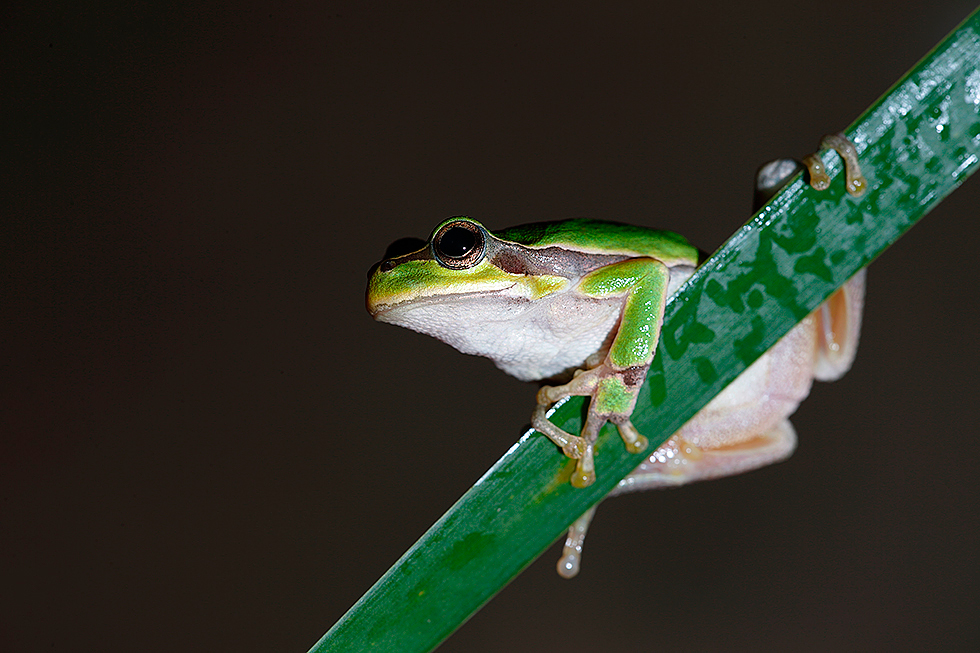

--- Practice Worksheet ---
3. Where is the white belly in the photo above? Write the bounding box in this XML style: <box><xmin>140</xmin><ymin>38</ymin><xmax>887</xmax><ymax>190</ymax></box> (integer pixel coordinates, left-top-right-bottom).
<box><xmin>376</xmin><ymin>265</ymin><xmax>695</xmax><ymax>382</ymax></box>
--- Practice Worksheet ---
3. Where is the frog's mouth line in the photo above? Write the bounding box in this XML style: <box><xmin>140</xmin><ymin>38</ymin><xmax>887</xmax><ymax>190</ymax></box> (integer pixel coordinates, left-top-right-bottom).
<box><xmin>369</xmin><ymin>283</ymin><xmax>521</xmax><ymax>319</ymax></box>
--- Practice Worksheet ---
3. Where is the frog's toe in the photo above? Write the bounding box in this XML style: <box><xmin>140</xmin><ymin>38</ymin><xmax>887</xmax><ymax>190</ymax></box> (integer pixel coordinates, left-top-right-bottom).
<box><xmin>570</xmin><ymin>468</ymin><xmax>596</xmax><ymax>488</ymax></box>
<box><xmin>557</xmin><ymin>506</ymin><xmax>597</xmax><ymax>578</ymax></box>
<box><xmin>536</xmin><ymin>385</ymin><xmax>555</xmax><ymax>406</ymax></box>
<box><xmin>617</xmin><ymin>420</ymin><xmax>648</xmax><ymax>454</ymax></box>
<box><xmin>623</xmin><ymin>437</ymin><xmax>647</xmax><ymax>454</ymax></box>
<box><xmin>571</xmin><ymin>448</ymin><xmax>596</xmax><ymax>488</ymax></box>
<box><xmin>557</xmin><ymin>551</ymin><xmax>581</xmax><ymax>578</ymax></box>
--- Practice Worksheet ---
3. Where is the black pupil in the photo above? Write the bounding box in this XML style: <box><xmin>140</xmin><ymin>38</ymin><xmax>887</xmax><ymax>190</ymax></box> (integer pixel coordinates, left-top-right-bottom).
<box><xmin>439</xmin><ymin>226</ymin><xmax>476</xmax><ymax>258</ymax></box>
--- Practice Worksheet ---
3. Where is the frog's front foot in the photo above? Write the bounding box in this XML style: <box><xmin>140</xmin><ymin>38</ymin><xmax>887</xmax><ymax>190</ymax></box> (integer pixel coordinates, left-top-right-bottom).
<box><xmin>532</xmin><ymin>364</ymin><xmax>650</xmax><ymax>488</ymax></box>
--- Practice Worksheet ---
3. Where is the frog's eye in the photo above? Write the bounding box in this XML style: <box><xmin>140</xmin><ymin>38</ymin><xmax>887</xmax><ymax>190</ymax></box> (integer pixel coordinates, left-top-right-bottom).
<box><xmin>432</xmin><ymin>220</ymin><xmax>486</xmax><ymax>269</ymax></box>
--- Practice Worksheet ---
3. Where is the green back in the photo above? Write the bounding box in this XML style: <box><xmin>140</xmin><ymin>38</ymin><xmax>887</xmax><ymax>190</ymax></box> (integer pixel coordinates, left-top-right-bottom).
<box><xmin>494</xmin><ymin>218</ymin><xmax>699</xmax><ymax>264</ymax></box>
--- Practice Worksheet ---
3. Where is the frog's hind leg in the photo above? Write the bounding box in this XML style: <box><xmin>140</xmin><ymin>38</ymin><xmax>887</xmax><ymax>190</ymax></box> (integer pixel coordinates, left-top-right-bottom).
<box><xmin>555</xmin><ymin>422</ymin><xmax>795</xmax><ymax>579</ymax></box>
<box><xmin>610</xmin><ymin>419</ymin><xmax>797</xmax><ymax>495</ymax></box>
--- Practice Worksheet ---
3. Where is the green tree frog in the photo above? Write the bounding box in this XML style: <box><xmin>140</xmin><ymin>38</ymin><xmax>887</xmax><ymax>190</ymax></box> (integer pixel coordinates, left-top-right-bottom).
<box><xmin>366</xmin><ymin>135</ymin><xmax>866</xmax><ymax>577</ymax></box>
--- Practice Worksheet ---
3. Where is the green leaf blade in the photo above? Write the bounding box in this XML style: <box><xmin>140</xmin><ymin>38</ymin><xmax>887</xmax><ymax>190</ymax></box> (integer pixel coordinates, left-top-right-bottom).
<box><xmin>312</xmin><ymin>7</ymin><xmax>980</xmax><ymax>652</ymax></box>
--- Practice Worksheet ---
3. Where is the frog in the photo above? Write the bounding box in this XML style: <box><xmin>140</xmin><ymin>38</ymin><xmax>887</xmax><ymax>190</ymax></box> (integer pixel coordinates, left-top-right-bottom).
<box><xmin>366</xmin><ymin>133</ymin><xmax>867</xmax><ymax>577</ymax></box>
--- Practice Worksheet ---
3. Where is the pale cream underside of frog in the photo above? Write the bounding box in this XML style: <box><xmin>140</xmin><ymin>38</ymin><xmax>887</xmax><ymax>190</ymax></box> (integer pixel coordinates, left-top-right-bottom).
<box><xmin>375</xmin><ymin>267</ymin><xmax>694</xmax><ymax>383</ymax></box>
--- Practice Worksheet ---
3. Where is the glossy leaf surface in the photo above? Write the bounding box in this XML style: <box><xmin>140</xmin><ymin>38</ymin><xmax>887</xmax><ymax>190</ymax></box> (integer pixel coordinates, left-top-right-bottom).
<box><xmin>311</xmin><ymin>8</ymin><xmax>980</xmax><ymax>652</ymax></box>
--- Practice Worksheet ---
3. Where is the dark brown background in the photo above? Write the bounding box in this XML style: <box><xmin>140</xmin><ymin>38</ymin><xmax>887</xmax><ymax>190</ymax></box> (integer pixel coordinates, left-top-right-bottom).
<box><xmin>3</xmin><ymin>2</ymin><xmax>979</xmax><ymax>651</ymax></box>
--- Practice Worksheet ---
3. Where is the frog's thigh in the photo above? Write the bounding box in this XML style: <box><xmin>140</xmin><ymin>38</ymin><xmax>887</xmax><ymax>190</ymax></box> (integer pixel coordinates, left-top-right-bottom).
<box><xmin>677</xmin><ymin>316</ymin><xmax>817</xmax><ymax>450</ymax></box>
<box><xmin>610</xmin><ymin>420</ymin><xmax>797</xmax><ymax>495</ymax></box>
<box><xmin>610</xmin><ymin>319</ymin><xmax>818</xmax><ymax>494</ymax></box>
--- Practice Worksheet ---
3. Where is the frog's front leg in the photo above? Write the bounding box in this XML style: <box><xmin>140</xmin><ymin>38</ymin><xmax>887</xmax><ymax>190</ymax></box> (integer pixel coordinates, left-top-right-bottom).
<box><xmin>531</xmin><ymin>257</ymin><xmax>670</xmax><ymax>488</ymax></box>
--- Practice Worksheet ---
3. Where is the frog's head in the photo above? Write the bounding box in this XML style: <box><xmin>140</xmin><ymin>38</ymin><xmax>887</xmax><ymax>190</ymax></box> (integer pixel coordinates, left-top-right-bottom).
<box><xmin>366</xmin><ymin>217</ymin><xmax>567</xmax><ymax>321</ymax></box>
